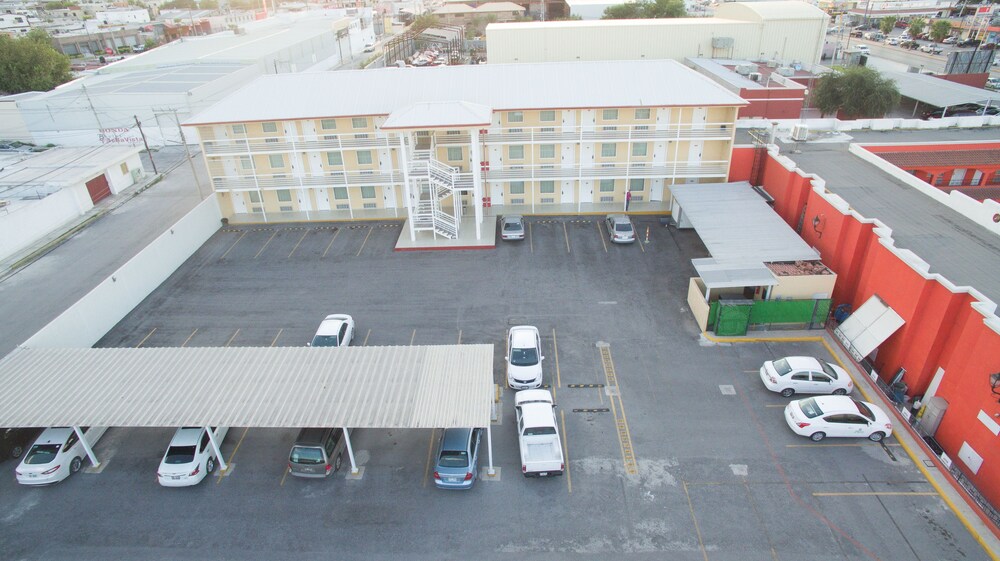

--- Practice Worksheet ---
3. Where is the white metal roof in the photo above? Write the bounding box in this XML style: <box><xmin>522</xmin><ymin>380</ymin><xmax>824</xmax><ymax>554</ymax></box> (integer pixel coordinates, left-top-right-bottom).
<box><xmin>0</xmin><ymin>345</ymin><xmax>494</xmax><ymax>429</ymax></box>
<box><xmin>185</xmin><ymin>60</ymin><xmax>748</xmax><ymax>125</ymax></box>
<box><xmin>671</xmin><ymin>182</ymin><xmax>820</xmax><ymax>283</ymax></box>
<box><xmin>0</xmin><ymin>145</ymin><xmax>142</xmax><ymax>195</ymax></box>
<box><xmin>879</xmin><ymin>70</ymin><xmax>1000</xmax><ymax>108</ymax></box>
<box><xmin>692</xmin><ymin>258</ymin><xmax>778</xmax><ymax>289</ymax></box>
<box><xmin>382</xmin><ymin>101</ymin><xmax>493</xmax><ymax>129</ymax></box>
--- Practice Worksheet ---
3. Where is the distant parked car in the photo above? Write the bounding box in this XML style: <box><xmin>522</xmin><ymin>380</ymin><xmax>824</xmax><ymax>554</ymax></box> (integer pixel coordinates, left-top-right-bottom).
<box><xmin>759</xmin><ymin>356</ymin><xmax>854</xmax><ymax>397</ymax></box>
<box><xmin>1</xmin><ymin>428</ymin><xmax>42</xmax><ymax>460</ymax></box>
<box><xmin>604</xmin><ymin>214</ymin><xmax>636</xmax><ymax>244</ymax></box>
<box><xmin>432</xmin><ymin>427</ymin><xmax>482</xmax><ymax>490</ymax></box>
<box><xmin>885</xmin><ymin>37</ymin><xmax>899</xmax><ymax>46</ymax></box>
<box><xmin>15</xmin><ymin>427</ymin><xmax>107</xmax><ymax>485</ymax></box>
<box><xmin>957</xmin><ymin>38</ymin><xmax>980</xmax><ymax>48</ymax></box>
<box><xmin>855</xmin><ymin>44</ymin><xmax>871</xmax><ymax>55</ymax></box>
<box><xmin>784</xmin><ymin>396</ymin><xmax>892</xmax><ymax>442</ymax></box>
<box><xmin>986</xmin><ymin>78</ymin><xmax>1000</xmax><ymax>91</ymax></box>
<box><xmin>919</xmin><ymin>44</ymin><xmax>943</xmax><ymax>54</ymax></box>
<box><xmin>363</xmin><ymin>43</ymin><xmax>375</xmax><ymax>53</ymax></box>
<box><xmin>309</xmin><ymin>314</ymin><xmax>355</xmax><ymax>347</ymax></box>
<box><xmin>157</xmin><ymin>426</ymin><xmax>229</xmax><ymax>487</ymax></box>
<box><xmin>500</xmin><ymin>215</ymin><xmax>525</xmax><ymax>241</ymax></box>
<box><xmin>942</xmin><ymin>36</ymin><xmax>957</xmax><ymax>44</ymax></box>
<box><xmin>894</xmin><ymin>20</ymin><xmax>909</xmax><ymax>28</ymax></box>
<box><xmin>922</xmin><ymin>103</ymin><xmax>997</xmax><ymax>119</ymax></box>
<box><xmin>507</xmin><ymin>325</ymin><xmax>543</xmax><ymax>390</ymax></box>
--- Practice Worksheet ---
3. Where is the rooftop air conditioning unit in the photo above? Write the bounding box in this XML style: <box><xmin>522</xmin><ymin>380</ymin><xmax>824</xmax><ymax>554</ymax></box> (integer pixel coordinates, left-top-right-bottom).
<box><xmin>748</xmin><ymin>72</ymin><xmax>762</xmax><ymax>82</ymax></box>
<box><xmin>776</xmin><ymin>66</ymin><xmax>795</xmax><ymax>77</ymax></box>
<box><xmin>735</xmin><ymin>64</ymin><xmax>753</xmax><ymax>75</ymax></box>
<box><xmin>791</xmin><ymin>124</ymin><xmax>809</xmax><ymax>141</ymax></box>
<box><xmin>766</xmin><ymin>59</ymin><xmax>779</xmax><ymax>68</ymax></box>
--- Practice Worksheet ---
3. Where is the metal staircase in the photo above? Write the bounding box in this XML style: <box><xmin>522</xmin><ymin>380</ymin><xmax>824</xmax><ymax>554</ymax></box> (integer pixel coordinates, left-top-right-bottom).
<box><xmin>409</xmin><ymin>151</ymin><xmax>459</xmax><ymax>239</ymax></box>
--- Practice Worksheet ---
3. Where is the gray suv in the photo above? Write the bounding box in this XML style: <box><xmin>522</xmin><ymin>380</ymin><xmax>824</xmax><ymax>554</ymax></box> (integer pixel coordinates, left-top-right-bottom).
<box><xmin>288</xmin><ymin>427</ymin><xmax>350</xmax><ymax>478</ymax></box>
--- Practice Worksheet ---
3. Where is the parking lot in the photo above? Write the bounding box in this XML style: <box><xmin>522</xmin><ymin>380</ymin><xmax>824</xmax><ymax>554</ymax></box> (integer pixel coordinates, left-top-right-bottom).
<box><xmin>0</xmin><ymin>217</ymin><xmax>989</xmax><ymax>561</ymax></box>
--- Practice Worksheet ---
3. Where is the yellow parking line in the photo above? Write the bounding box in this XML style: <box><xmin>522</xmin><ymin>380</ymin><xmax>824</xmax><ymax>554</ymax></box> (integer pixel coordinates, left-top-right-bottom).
<box><xmin>135</xmin><ymin>328</ymin><xmax>156</xmax><ymax>348</ymax></box>
<box><xmin>457</xmin><ymin>330</ymin><xmax>462</xmax><ymax>344</ymax></box>
<box><xmin>181</xmin><ymin>328</ymin><xmax>198</xmax><ymax>348</ymax></box>
<box><xmin>560</xmin><ymin>409</ymin><xmax>572</xmax><ymax>494</ymax></box>
<box><xmin>552</xmin><ymin>328</ymin><xmax>561</xmax><ymax>388</ymax></box>
<box><xmin>287</xmin><ymin>230</ymin><xmax>309</xmax><ymax>258</ymax></box>
<box><xmin>280</xmin><ymin>466</ymin><xmax>290</xmax><ymax>486</ymax></box>
<box><xmin>322</xmin><ymin>228</ymin><xmax>341</xmax><ymax>258</ymax></box>
<box><xmin>270</xmin><ymin>328</ymin><xmax>283</xmax><ymax>347</ymax></box>
<box><xmin>254</xmin><ymin>230</ymin><xmax>278</xmax><ymax>259</ymax></box>
<box><xmin>597</xmin><ymin>221</ymin><xmax>608</xmax><ymax>252</ymax></box>
<box><xmin>225</xmin><ymin>328</ymin><xmax>241</xmax><ymax>347</ymax></box>
<box><xmin>813</xmin><ymin>491</ymin><xmax>938</xmax><ymax>497</ymax></box>
<box><xmin>423</xmin><ymin>428</ymin><xmax>437</xmax><ymax>488</ymax></box>
<box><xmin>529</xmin><ymin>222</ymin><xmax>534</xmax><ymax>253</ymax></box>
<box><xmin>683</xmin><ymin>481</ymin><xmax>710</xmax><ymax>561</ymax></box>
<box><xmin>362</xmin><ymin>329</ymin><xmax>371</xmax><ymax>346</ymax></box>
<box><xmin>562</xmin><ymin>222</ymin><xmax>571</xmax><ymax>253</ymax></box>
<box><xmin>218</xmin><ymin>427</ymin><xmax>250</xmax><ymax>484</ymax></box>
<box><xmin>637</xmin><ymin>235</ymin><xmax>645</xmax><ymax>253</ymax></box>
<box><xmin>765</xmin><ymin>404</ymin><xmax>785</xmax><ymax>408</ymax></box>
<box><xmin>356</xmin><ymin>226</ymin><xmax>373</xmax><ymax>257</ymax></box>
<box><xmin>220</xmin><ymin>231</ymin><xmax>246</xmax><ymax>259</ymax></box>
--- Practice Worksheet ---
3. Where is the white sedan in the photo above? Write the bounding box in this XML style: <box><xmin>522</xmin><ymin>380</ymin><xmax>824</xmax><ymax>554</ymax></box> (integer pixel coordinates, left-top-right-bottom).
<box><xmin>15</xmin><ymin>426</ymin><xmax>107</xmax><ymax>485</ymax></box>
<box><xmin>506</xmin><ymin>326</ymin><xmax>544</xmax><ymax>390</ymax></box>
<box><xmin>157</xmin><ymin>426</ymin><xmax>229</xmax><ymax>487</ymax></box>
<box><xmin>759</xmin><ymin>356</ymin><xmax>853</xmax><ymax>397</ymax></box>
<box><xmin>784</xmin><ymin>396</ymin><xmax>893</xmax><ymax>442</ymax></box>
<box><xmin>309</xmin><ymin>314</ymin><xmax>355</xmax><ymax>347</ymax></box>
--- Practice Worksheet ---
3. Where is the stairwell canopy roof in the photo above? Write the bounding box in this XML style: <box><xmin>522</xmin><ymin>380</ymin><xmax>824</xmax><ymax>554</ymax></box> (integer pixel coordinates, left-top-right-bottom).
<box><xmin>381</xmin><ymin>101</ymin><xmax>493</xmax><ymax>130</ymax></box>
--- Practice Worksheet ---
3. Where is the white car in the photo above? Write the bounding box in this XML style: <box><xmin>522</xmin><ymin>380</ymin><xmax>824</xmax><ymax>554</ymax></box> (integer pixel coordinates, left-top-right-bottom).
<box><xmin>500</xmin><ymin>215</ymin><xmax>525</xmax><ymax>241</ymax></box>
<box><xmin>15</xmin><ymin>427</ymin><xmax>107</xmax><ymax>485</ymax></box>
<box><xmin>784</xmin><ymin>396</ymin><xmax>892</xmax><ymax>442</ymax></box>
<box><xmin>363</xmin><ymin>43</ymin><xmax>376</xmax><ymax>53</ymax></box>
<box><xmin>855</xmin><ymin>44</ymin><xmax>870</xmax><ymax>54</ymax></box>
<box><xmin>507</xmin><ymin>326</ymin><xmax>544</xmax><ymax>390</ymax></box>
<box><xmin>759</xmin><ymin>356</ymin><xmax>853</xmax><ymax>397</ymax></box>
<box><xmin>157</xmin><ymin>426</ymin><xmax>229</xmax><ymax>487</ymax></box>
<box><xmin>309</xmin><ymin>314</ymin><xmax>355</xmax><ymax>347</ymax></box>
<box><xmin>604</xmin><ymin>214</ymin><xmax>636</xmax><ymax>244</ymax></box>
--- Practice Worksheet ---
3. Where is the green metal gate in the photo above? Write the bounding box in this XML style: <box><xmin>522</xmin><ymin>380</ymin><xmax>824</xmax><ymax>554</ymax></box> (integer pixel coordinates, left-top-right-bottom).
<box><xmin>716</xmin><ymin>300</ymin><xmax>754</xmax><ymax>336</ymax></box>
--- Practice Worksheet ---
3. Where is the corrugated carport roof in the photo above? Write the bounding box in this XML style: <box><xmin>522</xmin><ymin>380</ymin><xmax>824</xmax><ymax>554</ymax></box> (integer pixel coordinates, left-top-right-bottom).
<box><xmin>0</xmin><ymin>345</ymin><xmax>493</xmax><ymax>429</ymax></box>
<box><xmin>880</xmin><ymin>70</ymin><xmax>1000</xmax><ymax>108</ymax></box>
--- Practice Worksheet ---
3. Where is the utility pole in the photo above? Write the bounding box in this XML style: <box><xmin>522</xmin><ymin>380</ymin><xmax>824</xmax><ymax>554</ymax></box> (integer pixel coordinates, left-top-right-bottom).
<box><xmin>134</xmin><ymin>115</ymin><xmax>158</xmax><ymax>174</ymax></box>
<box><xmin>82</xmin><ymin>84</ymin><xmax>105</xmax><ymax>138</ymax></box>
<box><xmin>170</xmin><ymin>109</ymin><xmax>206</xmax><ymax>200</ymax></box>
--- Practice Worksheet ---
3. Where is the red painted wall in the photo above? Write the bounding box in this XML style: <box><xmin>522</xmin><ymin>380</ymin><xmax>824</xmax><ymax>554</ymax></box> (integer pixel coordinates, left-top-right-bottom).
<box><xmin>935</xmin><ymin>73</ymin><xmax>990</xmax><ymax>89</ymax></box>
<box><xmin>863</xmin><ymin>142</ymin><xmax>1000</xmax><ymax>154</ymax></box>
<box><xmin>738</xmin><ymin>88</ymin><xmax>805</xmax><ymax>120</ymax></box>
<box><xmin>729</xmin><ymin>146</ymin><xmax>755</xmax><ymax>183</ymax></box>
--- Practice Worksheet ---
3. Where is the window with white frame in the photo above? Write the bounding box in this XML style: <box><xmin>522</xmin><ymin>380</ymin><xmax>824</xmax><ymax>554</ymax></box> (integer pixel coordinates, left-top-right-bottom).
<box><xmin>277</xmin><ymin>189</ymin><xmax>292</xmax><ymax>202</ymax></box>
<box><xmin>540</xmin><ymin>180</ymin><xmax>555</xmax><ymax>193</ymax></box>
<box><xmin>601</xmin><ymin>143</ymin><xmax>616</xmax><ymax>157</ymax></box>
<box><xmin>262</xmin><ymin>122</ymin><xmax>278</xmax><ymax>133</ymax></box>
<box><xmin>632</xmin><ymin>143</ymin><xmax>648</xmax><ymax>157</ymax></box>
<box><xmin>249</xmin><ymin>191</ymin><xmax>261</xmax><ymax>203</ymax></box>
<box><xmin>357</xmin><ymin>150</ymin><xmax>373</xmax><ymax>165</ymax></box>
<box><xmin>629</xmin><ymin>178</ymin><xmax>645</xmax><ymax>191</ymax></box>
<box><xmin>352</xmin><ymin>117</ymin><xmax>367</xmax><ymax>129</ymax></box>
<box><xmin>539</xmin><ymin>144</ymin><xmax>555</xmax><ymax>158</ymax></box>
<box><xmin>327</xmin><ymin>152</ymin><xmax>343</xmax><ymax>166</ymax></box>
<box><xmin>268</xmin><ymin>154</ymin><xmax>284</xmax><ymax>168</ymax></box>
<box><xmin>447</xmin><ymin>147</ymin><xmax>463</xmax><ymax>161</ymax></box>
<box><xmin>509</xmin><ymin>145</ymin><xmax>525</xmax><ymax>159</ymax></box>
<box><xmin>508</xmin><ymin>111</ymin><xmax>523</xmax><ymax>123</ymax></box>
<box><xmin>232</xmin><ymin>124</ymin><xmax>246</xmax><ymax>134</ymax></box>
<box><xmin>333</xmin><ymin>187</ymin><xmax>349</xmax><ymax>199</ymax></box>
<box><xmin>321</xmin><ymin>119</ymin><xmax>336</xmax><ymax>130</ymax></box>
<box><xmin>634</xmin><ymin>108</ymin><xmax>651</xmax><ymax>120</ymax></box>
<box><xmin>603</xmin><ymin>109</ymin><xmax>618</xmax><ymax>120</ymax></box>
<box><xmin>510</xmin><ymin>181</ymin><xmax>525</xmax><ymax>194</ymax></box>
<box><xmin>361</xmin><ymin>186</ymin><xmax>376</xmax><ymax>198</ymax></box>
<box><xmin>540</xmin><ymin>110</ymin><xmax>556</xmax><ymax>122</ymax></box>
<box><xmin>240</xmin><ymin>156</ymin><xmax>252</xmax><ymax>170</ymax></box>
<box><xmin>600</xmin><ymin>179</ymin><xmax>615</xmax><ymax>192</ymax></box>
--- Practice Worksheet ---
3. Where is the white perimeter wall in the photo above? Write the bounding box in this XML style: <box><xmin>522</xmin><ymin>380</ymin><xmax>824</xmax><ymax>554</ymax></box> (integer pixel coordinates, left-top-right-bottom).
<box><xmin>22</xmin><ymin>196</ymin><xmax>222</xmax><ymax>348</ymax></box>
<box><xmin>0</xmin><ymin>189</ymin><xmax>87</xmax><ymax>262</ymax></box>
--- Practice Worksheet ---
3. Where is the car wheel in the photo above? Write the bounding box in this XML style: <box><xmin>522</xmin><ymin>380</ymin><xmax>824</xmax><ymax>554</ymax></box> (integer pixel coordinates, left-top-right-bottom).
<box><xmin>10</xmin><ymin>445</ymin><xmax>23</xmax><ymax>458</ymax></box>
<box><xmin>868</xmin><ymin>431</ymin><xmax>885</xmax><ymax>442</ymax></box>
<box><xmin>334</xmin><ymin>453</ymin><xmax>343</xmax><ymax>472</ymax></box>
<box><xmin>206</xmin><ymin>457</ymin><xmax>216</xmax><ymax>474</ymax></box>
<box><xmin>809</xmin><ymin>432</ymin><xmax>826</xmax><ymax>442</ymax></box>
<box><xmin>780</xmin><ymin>388</ymin><xmax>795</xmax><ymax>397</ymax></box>
<box><xmin>833</xmin><ymin>388</ymin><xmax>848</xmax><ymax>396</ymax></box>
<box><xmin>70</xmin><ymin>456</ymin><xmax>83</xmax><ymax>473</ymax></box>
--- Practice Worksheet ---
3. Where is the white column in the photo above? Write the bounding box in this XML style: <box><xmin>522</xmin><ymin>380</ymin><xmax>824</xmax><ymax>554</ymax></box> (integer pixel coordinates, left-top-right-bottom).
<box><xmin>73</xmin><ymin>426</ymin><xmax>100</xmax><ymax>468</ymax></box>
<box><xmin>470</xmin><ymin>128</ymin><xmax>484</xmax><ymax>240</ymax></box>
<box><xmin>486</xmin><ymin>425</ymin><xmax>495</xmax><ymax>476</ymax></box>
<box><xmin>343</xmin><ymin>426</ymin><xmax>359</xmax><ymax>474</ymax></box>
<box><xmin>399</xmin><ymin>132</ymin><xmax>416</xmax><ymax>241</ymax></box>
<box><xmin>205</xmin><ymin>426</ymin><xmax>227</xmax><ymax>472</ymax></box>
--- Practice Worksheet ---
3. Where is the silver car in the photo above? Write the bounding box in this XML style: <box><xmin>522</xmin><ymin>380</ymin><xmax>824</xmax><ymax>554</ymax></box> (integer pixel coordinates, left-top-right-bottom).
<box><xmin>604</xmin><ymin>214</ymin><xmax>635</xmax><ymax>244</ymax></box>
<box><xmin>432</xmin><ymin>428</ymin><xmax>482</xmax><ymax>489</ymax></box>
<box><xmin>500</xmin><ymin>215</ymin><xmax>525</xmax><ymax>241</ymax></box>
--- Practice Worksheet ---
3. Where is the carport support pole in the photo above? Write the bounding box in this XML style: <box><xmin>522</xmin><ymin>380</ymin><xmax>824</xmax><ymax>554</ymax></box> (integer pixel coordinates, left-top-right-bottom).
<box><xmin>343</xmin><ymin>426</ymin><xmax>359</xmax><ymax>474</ymax></box>
<box><xmin>73</xmin><ymin>426</ymin><xmax>100</xmax><ymax>468</ymax></box>
<box><xmin>486</xmin><ymin>425</ymin><xmax>495</xmax><ymax>476</ymax></box>
<box><xmin>206</xmin><ymin>426</ymin><xmax>227</xmax><ymax>472</ymax></box>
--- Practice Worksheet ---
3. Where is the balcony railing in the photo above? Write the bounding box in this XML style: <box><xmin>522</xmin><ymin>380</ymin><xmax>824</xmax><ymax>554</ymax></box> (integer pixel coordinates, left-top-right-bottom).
<box><xmin>203</xmin><ymin>135</ymin><xmax>402</xmax><ymax>156</ymax></box>
<box><xmin>483</xmin><ymin>161</ymin><xmax>729</xmax><ymax>181</ymax></box>
<box><xmin>211</xmin><ymin>170</ymin><xmax>404</xmax><ymax>191</ymax></box>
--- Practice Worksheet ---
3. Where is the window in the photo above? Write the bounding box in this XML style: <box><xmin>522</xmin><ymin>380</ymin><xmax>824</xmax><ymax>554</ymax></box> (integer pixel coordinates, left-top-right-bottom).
<box><xmin>599</xmin><ymin>179</ymin><xmax>615</xmax><ymax>192</ymax></box>
<box><xmin>635</xmin><ymin>108</ymin><xmax>651</xmax><ymax>120</ymax></box>
<box><xmin>276</xmin><ymin>189</ymin><xmax>292</xmax><ymax>202</ymax></box>
<box><xmin>509</xmin><ymin>145</ymin><xmax>525</xmax><ymax>159</ymax></box>
<box><xmin>540</xmin><ymin>127</ymin><xmax>555</xmax><ymax>132</ymax></box>
<box><xmin>352</xmin><ymin>117</ymin><xmax>367</xmax><ymax>129</ymax></box>
<box><xmin>327</xmin><ymin>152</ymin><xmax>343</xmax><ymax>166</ymax></box>
<box><xmin>539</xmin><ymin>144</ymin><xmax>555</xmax><ymax>158</ymax></box>
<box><xmin>240</xmin><ymin>156</ymin><xmax>253</xmax><ymax>170</ymax></box>
<box><xmin>603</xmin><ymin>109</ymin><xmax>619</xmax><ymax>120</ymax></box>
<box><xmin>333</xmin><ymin>187</ymin><xmax>348</xmax><ymax>199</ymax></box>
<box><xmin>990</xmin><ymin>171</ymin><xmax>1000</xmax><ymax>185</ymax></box>
<box><xmin>632</xmin><ymin>143</ymin><xmax>648</xmax><ymax>157</ymax></box>
<box><xmin>540</xmin><ymin>180</ymin><xmax>555</xmax><ymax>193</ymax></box>
<box><xmin>447</xmin><ymin>147</ymin><xmax>463</xmax><ymax>161</ymax></box>
<box><xmin>508</xmin><ymin>111</ymin><xmax>523</xmax><ymax>123</ymax></box>
<box><xmin>357</xmin><ymin>150</ymin><xmax>373</xmax><ymax>165</ymax></box>
<box><xmin>320</xmin><ymin>119</ymin><xmax>336</xmax><ymax>129</ymax></box>
<box><xmin>354</xmin><ymin>133</ymin><xmax>369</xmax><ymax>139</ymax></box>
<box><xmin>262</xmin><ymin>122</ymin><xmax>278</xmax><ymax>133</ymax></box>
<box><xmin>265</xmin><ymin>138</ymin><xmax>279</xmax><ymax>143</ymax></box>
<box><xmin>232</xmin><ymin>124</ymin><xmax>246</xmax><ymax>134</ymax></box>
<box><xmin>361</xmin><ymin>186</ymin><xmax>376</xmax><ymax>198</ymax></box>
<box><xmin>119</xmin><ymin>162</ymin><xmax>128</xmax><ymax>174</ymax></box>
<box><xmin>268</xmin><ymin>154</ymin><xmax>284</xmax><ymax>168</ymax></box>
<box><xmin>629</xmin><ymin>178</ymin><xmax>645</xmax><ymax>192</ymax></box>
<box><xmin>601</xmin><ymin>143</ymin><xmax>616</xmax><ymax>157</ymax></box>
<box><xmin>540</xmin><ymin>110</ymin><xmax>556</xmax><ymax>122</ymax></box>
<box><xmin>446</xmin><ymin>130</ymin><xmax>460</xmax><ymax>135</ymax></box>
<box><xmin>510</xmin><ymin>181</ymin><xmax>525</xmax><ymax>194</ymax></box>
<box><xmin>249</xmin><ymin>191</ymin><xmax>261</xmax><ymax>203</ymax></box>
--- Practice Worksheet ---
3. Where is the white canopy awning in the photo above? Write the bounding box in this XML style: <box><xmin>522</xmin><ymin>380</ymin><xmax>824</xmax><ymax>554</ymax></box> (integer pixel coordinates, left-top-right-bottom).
<box><xmin>880</xmin><ymin>70</ymin><xmax>1000</xmax><ymax>109</ymax></box>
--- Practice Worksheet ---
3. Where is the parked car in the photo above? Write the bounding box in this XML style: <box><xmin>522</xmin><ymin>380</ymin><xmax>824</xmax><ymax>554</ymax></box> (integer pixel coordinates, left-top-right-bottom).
<box><xmin>922</xmin><ymin>103</ymin><xmax>996</xmax><ymax>119</ymax></box>
<box><xmin>1</xmin><ymin>428</ymin><xmax>42</xmax><ymax>460</ymax></box>
<box><xmin>157</xmin><ymin>426</ymin><xmax>229</xmax><ymax>487</ymax></box>
<box><xmin>942</xmin><ymin>36</ymin><xmax>957</xmax><ymax>44</ymax></box>
<box><xmin>759</xmin><ymin>356</ymin><xmax>854</xmax><ymax>397</ymax></box>
<box><xmin>784</xmin><ymin>396</ymin><xmax>892</xmax><ymax>442</ymax></box>
<box><xmin>863</xmin><ymin>31</ymin><xmax>884</xmax><ymax>41</ymax></box>
<box><xmin>885</xmin><ymin>37</ymin><xmax>899</xmax><ymax>46</ymax></box>
<box><xmin>957</xmin><ymin>38</ymin><xmax>980</xmax><ymax>48</ymax></box>
<box><xmin>288</xmin><ymin>427</ymin><xmax>350</xmax><ymax>478</ymax></box>
<box><xmin>919</xmin><ymin>44</ymin><xmax>943</xmax><ymax>54</ymax></box>
<box><xmin>432</xmin><ymin>427</ymin><xmax>482</xmax><ymax>489</ymax></box>
<box><xmin>855</xmin><ymin>44</ymin><xmax>871</xmax><ymax>55</ymax></box>
<box><xmin>507</xmin><ymin>325</ymin><xmax>543</xmax><ymax>390</ymax></box>
<box><xmin>986</xmin><ymin>78</ymin><xmax>1000</xmax><ymax>91</ymax></box>
<box><xmin>15</xmin><ymin>427</ymin><xmax>107</xmax><ymax>485</ymax></box>
<box><xmin>309</xmin><ymin>314</ymin><xmax>355</xmax><ymax>347</ymax></box>
<box><xmin>500</xmin><ymin>215</ymin><xmax>525</xmax><ymax>241</ymax></box>
<box><xmin>900</xmin><ymin>40</ymin><xmax>920</xmax><ymax>50</ymax></box>
<box><xmin>515</xmin><ymin>390</ymin><xmax>564</xmax><ymax>477</ymax></box>
<box><xmin>604</xmin><ymin>214</ymin><xmax>636</xmax><ymax>244</ymax></box>
<box><xmin>363</xmin><ymin>43</ymin><xmax>375</xmax><ymax>53</ymax></box>
<box><xmin>850</xmin><ymin>29</ymin><xmax>864</xmax><ymax>38</ymax></box>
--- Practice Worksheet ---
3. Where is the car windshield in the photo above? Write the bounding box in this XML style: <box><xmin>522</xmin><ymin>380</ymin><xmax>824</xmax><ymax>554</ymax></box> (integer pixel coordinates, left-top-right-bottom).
<box><xmin>772</xmin><ymin>358</ymin><xmax>793</xmax><ymax>376</ymax></box>
<box><xmin>798</xmin><ymin>398</ymin><xmax>824</xmax><ymax>419</ymax></box>
<box><xmin>290</xmin><ymin>446</ymin><xmax>325</xmax><ymax>465</ymax></box>
<box><xmin>820</xmin><ymin>362</ymin><xmax>839</xmax><ymax>379</ymax></box>
<box><xmin>24</xmin><ymin>444</ymin><xmax>60</xmax><ymax>465</ymax></box>
<box><xmin>615</xmin><ymin>223</ymin><xmax>632</xmax><ymax>233</ymax></box>
<box><xmin>164</xmin><ymin>445</ymin><xmax>196</xmax><ymax>464</ymax></box>
<box><xmin>311</xmin><ymin>335</ymin><xmax>339</xmax><ymax>347</ymax></box>
<box><xmin>524</xmin><ymin>426</ymin><xmax>556</xmax><ymax>436</ymax></box>
<box><xmin>853</xmin><ymin>400</ymin><xmax>875</xmax><ymax>420</ymax></box>
<box><xmin>438</xmin><ymin>450</ymin><xmax>469</xmax><ymax>468</ymax></box>
<box><xmin>510</xmin><ymin>346</ymin><xmax>539</xmax><ymax>366</ymax></box>
<box><xmin>504</xmin><ymin>222</ymin><xmax>522</xmax><ymax>231</ymax></box>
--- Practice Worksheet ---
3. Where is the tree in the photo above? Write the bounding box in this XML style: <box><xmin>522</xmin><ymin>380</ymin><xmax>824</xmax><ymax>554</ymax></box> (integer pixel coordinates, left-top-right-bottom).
<box><xmin>0</xmin><ymin>30</ymin><xmax>72</xmax><ymax>95</ymax></box>
<box><xmin>410</xmin><ymin>14</ymin><xmax>438</xmax><ymax>32</ymax></box>
<box><xmin>879</xmin><ymin>16</ymin><xmax>897</xmax><ymax>35</ymax></box>
<box><xmin>602</xmin><ymin>0</ymin><xmax>685</xmax><ymax>19</ymax></box>
<box><xmin>603</xmin><ymin>2</ymin><xmax>643</xmax><ymax>18</ymax></box>
<box><xmin>908</xmin><ymin>17</ymin><xmax>925</xmax><ymax>38</ymax></box>
<box><xmin>813</xmin><ymin>66</ymin><xmax>900</xmax><ymax>119</ymax></box>
<box><xmin>929</xmin><ymin>20</ymin><xmax>951</xmax><ymax>44</ymax></box>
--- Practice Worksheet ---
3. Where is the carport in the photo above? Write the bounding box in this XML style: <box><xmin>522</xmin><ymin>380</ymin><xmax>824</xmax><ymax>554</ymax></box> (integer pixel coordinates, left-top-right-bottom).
<box><xmin>880</xmin><ymin>70</ymin><xmax>1000</xmax><ymax>117</ymax></box>
<box><xmin>0</xmin><ymin>345</ymin><xmax>496</xmax><ymax>477</ymax></box>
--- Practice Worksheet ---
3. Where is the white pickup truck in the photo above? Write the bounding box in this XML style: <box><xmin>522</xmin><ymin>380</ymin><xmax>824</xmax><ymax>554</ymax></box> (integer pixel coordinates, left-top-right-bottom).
<box><xmin>515</xmin><ymin>390</ymin><xmax>564</xmax><ymax>477</ymax></box>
